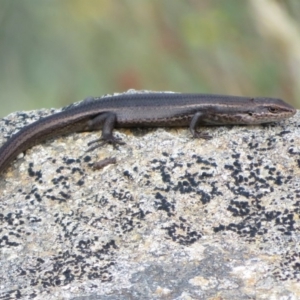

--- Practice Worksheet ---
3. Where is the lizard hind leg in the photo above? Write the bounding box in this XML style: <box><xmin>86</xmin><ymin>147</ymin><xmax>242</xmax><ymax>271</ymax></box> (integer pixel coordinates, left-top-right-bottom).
<box><xmin>86</xmin><ymin>112</ymin><xmax>125</xmax><ymax>151</ymax></box>
<box><xmin>189</xmin><ymin>112</ymin><xmax>213</xmax><ymax>140</ymax></box>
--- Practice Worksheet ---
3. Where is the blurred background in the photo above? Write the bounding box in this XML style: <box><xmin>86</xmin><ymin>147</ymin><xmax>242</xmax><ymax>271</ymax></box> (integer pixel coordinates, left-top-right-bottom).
<box><xmin>1</xmin><ymin>0</ymin><xmax>300</xmax><ymax>117</ymax></box>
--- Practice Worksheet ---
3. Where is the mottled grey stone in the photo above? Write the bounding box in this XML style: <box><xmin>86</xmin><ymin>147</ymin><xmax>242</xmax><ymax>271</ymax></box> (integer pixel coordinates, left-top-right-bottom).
<box><xmin>0</xmin><ymin>90</ymin><xmax>299</xmax><ymax>300</ymax></box>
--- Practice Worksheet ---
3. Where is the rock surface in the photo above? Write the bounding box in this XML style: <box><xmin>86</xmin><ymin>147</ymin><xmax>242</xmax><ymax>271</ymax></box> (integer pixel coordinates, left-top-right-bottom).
<box><xmin>0</xmin><ymin>91</ymin><xmax>299</xmax><ymax>300</ymax></box>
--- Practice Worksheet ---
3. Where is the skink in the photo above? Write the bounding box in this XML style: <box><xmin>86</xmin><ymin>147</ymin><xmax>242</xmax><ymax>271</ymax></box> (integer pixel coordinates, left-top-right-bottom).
<box><xmin>0</xmin><ymin>92</ymin><xmax>296</xmax><ymax>174</ymax></box>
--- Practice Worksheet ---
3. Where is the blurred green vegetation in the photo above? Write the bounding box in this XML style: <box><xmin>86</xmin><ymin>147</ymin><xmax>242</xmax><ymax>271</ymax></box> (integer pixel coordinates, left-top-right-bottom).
<box><xmin>1</xmin><ymin>0</ymin><xmax>300</xmax><ymax>117</ymax></box>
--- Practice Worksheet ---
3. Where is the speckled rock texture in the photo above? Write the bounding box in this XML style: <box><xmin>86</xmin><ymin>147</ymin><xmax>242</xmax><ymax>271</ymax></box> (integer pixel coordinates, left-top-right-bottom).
<box><xmin>0</xmin><ymin>91</ymin><xmax>299</xmax><ymax>300</ymax></box>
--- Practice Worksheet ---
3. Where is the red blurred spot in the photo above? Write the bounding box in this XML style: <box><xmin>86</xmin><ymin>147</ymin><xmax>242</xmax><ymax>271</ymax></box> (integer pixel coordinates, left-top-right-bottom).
<box><xmin>116</xmin><ymin>69</ymin><xmax>142</xmax><ymax>91</ymax></box>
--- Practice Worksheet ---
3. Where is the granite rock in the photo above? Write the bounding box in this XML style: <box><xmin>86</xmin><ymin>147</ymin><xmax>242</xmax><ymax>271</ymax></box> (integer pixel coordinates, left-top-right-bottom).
<box><xmin>0</xmin><ymin>91</ymin><xmax>299</xmax><ymax>300</ymax></box>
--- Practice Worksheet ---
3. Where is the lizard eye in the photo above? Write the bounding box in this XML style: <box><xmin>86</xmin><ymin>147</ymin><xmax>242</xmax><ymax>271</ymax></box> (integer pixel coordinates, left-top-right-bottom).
<box><xmin>268</xmin><ymin>107</ymin><xmax>278</xmax><ymax>113</ymax></box>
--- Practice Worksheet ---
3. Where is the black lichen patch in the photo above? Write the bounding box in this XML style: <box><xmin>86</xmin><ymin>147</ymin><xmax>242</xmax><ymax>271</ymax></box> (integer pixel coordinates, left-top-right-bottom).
<box><xmin>151</xmin><ymin>155</ymin><xmax>221</xmax><ymax>206</ymax></box>
<box><xmin>123</xmin><ymin>170</ymin><xmax>133</xmax><ymax>180</ymax></box>
<box><xmin>0</xmin><ymin>211</ymin><xmax>27</xmax><ymax>248</ymax></box>
<box><xmin>274</xmin><ymin>251</ymin><xmax>300</xmax><ymax>281</ymax></box>
<box><xmin>6</xmin><ymin>214</ymin><xmax>120</xmax><ymax>288</ymax></box>
<box><xmin>214</xmin><ymin>152</ymin><xmax>297</xmax><ymax>240</ymax></box>
<box><xmin>148</xmin><ymin>154</ymin><xmax>221</xmax><ymax>244</ymax></box>
<box><xmin>154</xmin><ymin>192</ymin><xmax>175</xmax><ymax>217</ymax></box>
<box><xmin>27</xmin><ymin>248</ymin><xmax>115</xmax><ymax>288</ymax></box>
<box><xmin>209</xmin><ymin>145</ymin><xmax>299</xmax><ymax>281</ymax></box>
<box><xmin>112</xmin><ymin>189</ymin><xmax>134</xmax><ymax>203</ymax></box>
<box><xmin>28</xmin><ymin>163</ymin><xmax>42</xmax><ymax>181</ymax></box>
<box><xmin>192</xmin><ymin>155</ymin><xmax>217</xmax><ymax>168</ymax></box>
<box><xmin>151</xmin><ymin>158</ymin><xmax>173</xmax><ymax>185</ymax></box>
<box><xmin>227</xmin><ymin>199</ymin><xmax>251</xmax><ymax>217</ymax></box>
<box><xmin>162</xmin><ymin>219</ymin><xmax>202</xmax><ymax>246</ymax></box>
<box><xmin>4</xmin><ymin>189</ymin><xmax>146</xmax><ymax>289</ymax></box>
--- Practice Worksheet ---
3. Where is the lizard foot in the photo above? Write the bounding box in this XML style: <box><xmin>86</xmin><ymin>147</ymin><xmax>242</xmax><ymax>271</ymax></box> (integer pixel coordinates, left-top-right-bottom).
<box><xmin>192</xmin><ymin>131</ymin><xmax>212</xmax><ymax>140</ymax></box>
<box><xmin>87</xmin><ymin>136</ymin><xmax>125</xmax><ymax>151</ymax></box>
